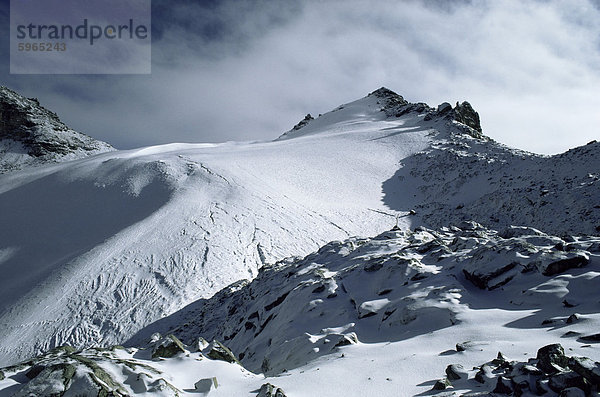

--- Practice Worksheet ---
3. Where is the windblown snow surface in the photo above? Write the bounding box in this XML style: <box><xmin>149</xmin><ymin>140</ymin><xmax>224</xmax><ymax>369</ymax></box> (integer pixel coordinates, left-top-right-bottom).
<box><xmin>1</xmin><ymin>88</ymin><xmax>599</xmax><ymax>396</ymax></box>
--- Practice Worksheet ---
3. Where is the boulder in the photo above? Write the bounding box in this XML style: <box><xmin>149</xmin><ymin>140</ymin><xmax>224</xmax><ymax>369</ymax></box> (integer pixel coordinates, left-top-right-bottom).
<box><xmin>456</xmin><ymin>341</ymin><xmax>471</xmax><ymax>352</ymax></box>
<box><xmin>536</xmin><ymin>344</ymin><xmax>568</xmax><ymax>373</ymax></box>
<box><xmin>445</xmin><ymin>364</ymin><xmax>468</xmax><ymax>381</ymax></box>
<box><xmin>558</xmin><ymin>387</ymin><xmax>587</xmax><ymax>397</ymax></box>
<box><xmin>437</xmin><ymin>102</ymin><xmax>453</xmax><ymax>114</ymax></box>
<box><xmin>194</xmin><ymin>377</ymin><xmax>218</xmax><ymax>393</ymax></box>
<box><xmin>257</xmin><ymin>383</ymin><xmax>287</xmax><ymax>397</ymax></box>
<box><xmin>206</xmin><ymin>340</ymin><xmax>240</xmax><ymax>364</ymax></box>
<box><xmin>539</xmin><ymin>251</ymin><xmax>589</xmax><ymax>276</ymax></box>
<box><xmin>566</xmin><ymin>314</ymin><xmax>580</xmax><ymax>324</ymax></box>
<box><xmin>492</xmin><ymin>376</ymin><xmax>513</xmax><ymax>394</ymax></box>
<box><xmin>548</xmin><ymin>371</ymin><xmax>590</xmax><ymax>394</ymax></box>
<box><xmin>152</xmin><ymin>334</ymin><xmax>186</xmax><ymax>359</ymax></box>
<box><xmin>432</xmin><ymin>378</ymin><xmax>452</xmax><ymax>390</ymax></box>
<box><xmin>568</xmin><ymin>356</ymin><xmax>600</xmax><ymax>386</ymax></box>
<box><xmin>475</xmin><ymin>365</ymin><xmax>494</xmax><ymax>384</ymax></box>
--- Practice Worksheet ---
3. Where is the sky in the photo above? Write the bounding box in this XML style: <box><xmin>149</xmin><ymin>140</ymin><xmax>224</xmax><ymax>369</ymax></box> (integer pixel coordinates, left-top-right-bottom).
<box><xmin>1</xmin><ymin>0</ymin><xmax>599</xmax><ymax>154</ymax></box>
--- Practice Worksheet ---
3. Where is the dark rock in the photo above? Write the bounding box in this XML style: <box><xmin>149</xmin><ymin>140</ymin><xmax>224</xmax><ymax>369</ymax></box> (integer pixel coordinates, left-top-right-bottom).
<box><xmin>475</xmin><ymin>365</ymin><xmax>493</xmax><ymax>384</ymax></box>
<box><xmin>542</xmin><ymin>252</ymin><xmax>589</xmax><ymax>276</ymax></box>
<box><xmin>410</xmin><ymin>272</ymin><xmax>427</xmax><ymax>281</ymax></box>
<box><xmin>0</xmin><ymin>86</ymin><xmax>113</xmax><ymax>170</ymax></box>
<box><xmin>25</xmin><ymin>364</ymin><xmax>46</xmax><ymax>379</ymax></box>
<box><xmin>206</xmin><ymin>340</ymin><xmax>241</xmax><ymax>364</ymax></box>
<box><xmin>537</xmin><ymin>344</ymin><xmax>569</xmax><ymax>373</ymax></box>
<box><xmin>492</xmin><ymin>352</ymin><xmax>509</xmax><ymax>366</ymax></box>
<box><xmin>453</xmin><ymin>101</ymin><xmax>482</xmax><ymax>133</ymax></box>
<box><xmin>437</xmin><ymin>102</ymin><xmax>453</xmax><ymax>114</ymax></box>
<box><xmin>432</xmin><ymin>378</ymin><xmax>452</xmax><ymax>390</ymax></box>
<box><xmin>0</xmin><ymin>369</ymin><xmax>4</xmax><ymax>381</ymax></box>
<box><xmin>264</xmin><ymin>292</ymin><xmax>289</xmax><ymax>311</ymax></box>
<box><xmin>445</xmin><ymin>364</ymin><xmax>468</xmax><ymax>381</ymax></box>
<box><xmin>258</xmin><ymin>382</ymin><xmax>287</xmax><ymax>397</ymax></box>
<box><xmin>463</xmin><ymin>261</ymin><xmax>518</xmax><ymax>290</ymax></box>
<box><xmin>456</xmin><ymin>341</ymin><xmax>472</xmax><ymax>352</ymax></box>
<box><xmin>566</xmin><ymin>314</ymin><xmax>580</xmax><ymax>324</ymax></box>
<box><xmin>548</xmin><ymin>371</ymin><xmax>590</xmax><ymax>394</ymax></box>
<box><xmin>512</xmin><ymin>375</ymin><xmax>531</xmax><ymax>396</ymax></box>
<box><xmin>568</xmin><ymin>356</ymin><xmax>600</xmax><ymax>386</ymax></box>
<box><xmin>364</xmin><ymin>261</ymin><xmax>383</xmax><ymax>272</ymax></box>
<box><xmin>493</xmin><ymin>376</ymin><xmax>513</xmax><ymax>394</ymax></box>
<box><xmin>558</xmin><ymin>387</ymin><xmax>587</xmax><ymax>397</ymax></box>
<box><xmin>194</xmin><ymin>377</ymin><xmax>218</xmax><ymax>393</ymax></box>
<box><xmin>334</xmin><ymin>332</ymin><xmax>358</xmax><ymax>348</ymax></box>
<box><xmin>290</xmin><ymin>114</ymin><xmax>314</xmax><ymax>131</ymax></box>
<box><xmin>542</xmin><ymin>318</ymin><xmax>562</xmax><ymax>326</ymax></box>
<box><xmin>152</xmin><ymin>334</ymin><xmax>186</xmax><ymax>359</ymax></box>
<box><xmin>563</xmin><ymin>300</ymin><xmax>577</xmax><ymax>308</ymax></box>
<box><xmin>536</xmin><ymin>378</ymin><xmax>553</xmax><ymax>394</ymax></box>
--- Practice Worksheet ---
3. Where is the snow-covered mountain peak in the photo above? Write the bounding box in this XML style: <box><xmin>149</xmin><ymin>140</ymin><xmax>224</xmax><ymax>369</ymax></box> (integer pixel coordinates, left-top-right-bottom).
<box><xmin>278</xmin><ymin>86</ymin><xmax>484</xmax><ymax>141</ymax></box>
<box><xmin>0</xmin><ymin>86</ymin><xmax>114</xmax><ymax>173</ymax></box>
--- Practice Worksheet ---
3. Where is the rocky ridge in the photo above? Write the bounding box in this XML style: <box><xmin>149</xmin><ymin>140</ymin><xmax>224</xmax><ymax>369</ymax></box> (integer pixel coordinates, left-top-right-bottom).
<box><xmin>0</xmin><ymin>86</ymin><xmax>113</xmax><ymax>173</ymax></box>
<box><xmin>126</xmin><ymin>222</ymin><xmax>600</xmax><ymax>378</ymax></box>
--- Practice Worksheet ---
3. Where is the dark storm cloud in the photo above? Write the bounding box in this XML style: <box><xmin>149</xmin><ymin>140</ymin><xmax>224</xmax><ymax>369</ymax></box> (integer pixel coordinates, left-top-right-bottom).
<box><xmin>1</xmin><ymin>0</ymin><xmax>599</xmax><ymax>153</ymax></box>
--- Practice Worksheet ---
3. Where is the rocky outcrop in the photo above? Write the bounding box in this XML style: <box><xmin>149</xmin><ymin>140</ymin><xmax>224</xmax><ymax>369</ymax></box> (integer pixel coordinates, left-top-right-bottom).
<box><xmin>290</xmin><ymin>113</ymin><xmax>314</xmax><ymax>131</ymax></box>
<box><xmin>431</xmin><ymin>344</ymin><xmax>600</xmax><ymax>396</ymax></box>
<box><xmin>453</xmin><ymin>101</ymin><xmax>482</xmax><ymax>134</ymax></box>
<box><xmin>1</xmin><ymin>344</ymin><xmax>182</xmax><ymax>396</ymax></box>
<box><xmin>0</xmin><ymin>86</ymin><xmax>113</xmax><ymax>172</ymax></box>
<box><xmin>205</xmin><ymin>339</ymin><xmax>241</xmax><ymax>364</ymax></box>
<box><xmin>258</xmin><ymin>383</ymin><xmax>287</xmax><ymax>397</ymax></box>
<box><xmin>368</xmin><ymin>87</ymin><xmax>410</xmax><ymax>117</ymax></box>
<box><xmin>151</xmin><ymin>334</ymin><xmax>187</xmax><ymax>359</ymax></box>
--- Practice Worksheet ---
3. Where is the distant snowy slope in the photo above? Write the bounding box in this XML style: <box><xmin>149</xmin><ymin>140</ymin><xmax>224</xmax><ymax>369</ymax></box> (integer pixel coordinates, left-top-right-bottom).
<box><xmin>0</xmin><ymin>86</ymin><xmax>114</xmax><ymax>173</ymax></box>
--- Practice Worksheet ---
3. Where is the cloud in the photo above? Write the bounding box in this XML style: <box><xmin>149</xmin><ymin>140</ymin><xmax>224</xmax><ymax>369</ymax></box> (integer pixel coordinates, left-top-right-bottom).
<box><xmin>2</xmin><ymin>0</ymin><xmax>599</xmax><ymax>154</ymax></box>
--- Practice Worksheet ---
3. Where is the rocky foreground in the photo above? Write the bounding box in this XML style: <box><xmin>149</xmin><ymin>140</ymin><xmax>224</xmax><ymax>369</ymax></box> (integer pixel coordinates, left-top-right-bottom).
<box><xmin>2</xmin><ymin>221</ymin><xmax>599</xmax><ymax>395</ymax></box>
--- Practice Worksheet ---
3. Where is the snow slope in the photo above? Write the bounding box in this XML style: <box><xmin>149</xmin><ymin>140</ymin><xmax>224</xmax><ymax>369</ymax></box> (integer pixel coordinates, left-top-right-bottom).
<box><xmin>0</xmin><ymin>89</ymin><xmax>434</xmax><ymax>365</ymax></box>
<box><xmin>0</xmin><ymin>86</ymin><xmax>598</xmax><ymax>378</ymax></box>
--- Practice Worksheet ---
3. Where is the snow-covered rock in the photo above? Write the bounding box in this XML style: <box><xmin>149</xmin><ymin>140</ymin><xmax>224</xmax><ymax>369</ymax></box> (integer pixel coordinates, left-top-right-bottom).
<box><xmin>127</xmin><ymin>223</ymin><xmax>600</xmax><ymax>381</ymax></box>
